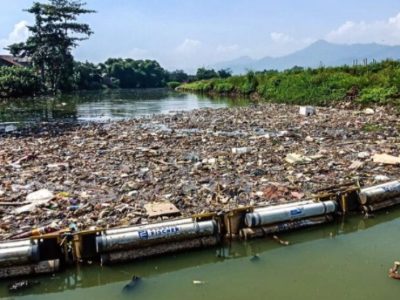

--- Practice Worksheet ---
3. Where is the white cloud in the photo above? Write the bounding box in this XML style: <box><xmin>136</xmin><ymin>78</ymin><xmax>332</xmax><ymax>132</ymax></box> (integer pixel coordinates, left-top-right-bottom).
<box><xmin>326</xmin><ymin>12</ymin><xmax>400</xmax><ymax>45</ymax></box>
<box><xmin>270</xmin><ymin>32</ymin><xmax>294</xmax><ymax>43</ymax></box>
<box><xmin>176</xmin><ymin>38</ymin><xmax>202</xmax><ymax>53</ymax></box>
<box><xmin>216</xmin><ymin>44</ymin><xmax>239</xmax><ymax>53</ymax></box>
<box><xmin>0</xmin><ymin>21</ymin><xmax>29</xmax><ymax>51</ymax></box>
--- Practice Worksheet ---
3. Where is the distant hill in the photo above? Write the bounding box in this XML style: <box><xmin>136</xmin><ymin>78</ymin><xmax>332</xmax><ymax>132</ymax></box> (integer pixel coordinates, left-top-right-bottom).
<box><xmin>214</xmin><ymin>40</ymin><xmax>400</xmax><ymax>74</ymax></box>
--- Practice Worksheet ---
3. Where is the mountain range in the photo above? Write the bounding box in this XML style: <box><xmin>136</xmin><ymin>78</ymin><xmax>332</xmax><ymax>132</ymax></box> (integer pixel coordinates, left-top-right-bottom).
<box><xmin>213</xmin><ymin>40</ymin><xmax>400</xmax><ymax>74</ymax></box>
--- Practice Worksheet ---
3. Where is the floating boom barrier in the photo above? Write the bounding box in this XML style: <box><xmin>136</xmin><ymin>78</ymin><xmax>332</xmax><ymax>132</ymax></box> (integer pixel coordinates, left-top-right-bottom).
<box><xmin>96</xmin><ymin>218</ymin><xmax>219</xmax><ymax>264</ymax></box>
<box><xmin>0</xmin><ymin>240</ymin><xmax>39</xmax><ymax>267</ymax></box>
<box><xmin>244</xmin><ymin>201</ymin><xmax>337</xmax><ymax>227</ymax></box>
<box><xmin>1</xmin><ymin>180</ymin><xmax>400</xmax><ymax>279</ymax></box>
<box><xmin>359</xmin><ymin>180</ymin><xmax>400</xmax><ymax>212</ymax></box>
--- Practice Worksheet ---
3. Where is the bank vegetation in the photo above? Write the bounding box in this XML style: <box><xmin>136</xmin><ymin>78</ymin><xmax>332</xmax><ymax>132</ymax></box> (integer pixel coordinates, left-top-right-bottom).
<box><xmin>179</xmin><ymin>60</ymin><xmax>400</xmax><ymax>106</ymax></box>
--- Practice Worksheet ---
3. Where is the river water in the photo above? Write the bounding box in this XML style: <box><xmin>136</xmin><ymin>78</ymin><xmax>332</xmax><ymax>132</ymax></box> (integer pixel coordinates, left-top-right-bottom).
<box><xmin>0</xmin><ymin>89</ymin><xmax>249</xmax><ymax>125</ymax></box>
<box><xmin>1</xmin><ymin>209</ymin><xmax>400</xmax><ymax>300</ymax></box>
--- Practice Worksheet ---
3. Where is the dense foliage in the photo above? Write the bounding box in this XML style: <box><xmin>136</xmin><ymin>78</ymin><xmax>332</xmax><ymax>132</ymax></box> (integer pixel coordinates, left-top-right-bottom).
<box><xmin>7</xmin><ymin>0</ymin><xmax>95</xmax><ymax>93</ymax></box>
<box><xmin>179</xmin><ymin>60</ymin><xmax>400</xmax><ymax>106</ymax></box>
<box><xmin>72</xmin><ymin>62</ymin><xmax>106</xmax><ymax>90</ymax></box>
<box><xmin>0</xmin><ymin>66</ymin><xmax>41</xmax><ymax>98</ymax></box>
<box><xmin>101</xmin><ymin>58</ymin><xmax>167</xmax><ymax>89</ymax></box>
<box><xmin>72</xmin><ymin>63</ymin><xmax>228</xmax><ymax>91</ymax></box>
<box><xmin>0</xmin><ymin>58</ymin><xmax>191</xmax><ymax>97</ymax></box>
<box><xmin>73</xmin><ymin>59</ymin><xmax>177</xmax><ymax>90</ymax></box>
<box><xmin>167</xmin><ymin>70</ymin><xmax>189</xmax><ymax>83</ymax></box>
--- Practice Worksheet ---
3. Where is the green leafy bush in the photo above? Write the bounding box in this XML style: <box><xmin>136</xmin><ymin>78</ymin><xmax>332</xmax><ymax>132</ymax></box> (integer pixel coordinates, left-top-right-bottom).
<box><xmin>214</xmin><ymin>81</ymin><xmax>234</xmax><ymax>93</ymax></box>
<box><xmin>0</xmin><ymin>67</ymin><xmax>41</xmax><ymax>98</ymax></box>
<box><xmin>359</xmin><ymin>87</ymin><xmax>398</xmax><ymax>103</ymax></box>
<box><xmin>167</xmin><ymin>81</ymin><xmax>181</xmax><ymax>89</ymax></box>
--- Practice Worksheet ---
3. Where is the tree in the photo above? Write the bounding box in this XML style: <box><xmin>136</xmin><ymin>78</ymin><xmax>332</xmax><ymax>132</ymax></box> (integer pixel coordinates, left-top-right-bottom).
<box><xmin>102</xmin><ymin>58</ymin><xmax>167</xmax><ymax>89</ymax></box>
<box><xmin>7</xmin><ymin>0</ymin><xmax>95</xmax><ymax>93</ymax></box>
<box><xmin>167</xmin><ymin>70</ymin><xmax>189</xmax><ymax>83</ymax></box>
<box><xmin>73</xmin><ymin>61</ymin><xmax>104</xmax><ymax>90</ymax></box>
<box><xmin>217</xmin><ymin>68</ymin><xmax>232</xmax><ymax>79</ymax></box>
<box><xmin>196</xmin><ymin>67</ymin><xmax>218</xmax><ymax>80</ymax></box>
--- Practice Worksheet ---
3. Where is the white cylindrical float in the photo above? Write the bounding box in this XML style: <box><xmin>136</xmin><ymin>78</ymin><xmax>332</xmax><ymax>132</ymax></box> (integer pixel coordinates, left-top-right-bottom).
<box><xmin>245</xmin><ymin>201</ymin><xmax>337</xmax><ymax>228</ymax></box>
<box><xmin>253</xmin><ymin>200</ymin><xmax>315</xmax><ymax>213</ymax></box>
<box><xmin>0</xmin><ymin>239</ymin><xmax>34</xmax><ymax>249</ymax></box>
<box><xmin>240</xmin><ymin>215</ymin><xmax>334</xmax><ymax>240</ymax></box>
<box><xmin>96</xmin><ymin>220</ymin><xmax>217</xmax><ymax>253</ymax></box>
<box><xmin>0</xmin><ymin>240</ymin><xmax>40</xmax><ymax>267</ymax></box>
<box><xmin>104</xmin><ymin>218</ymin><xmax>194</xmax><ymax>235</ymax></box>
<box><xmin>359</xmin><ymin>181</ymin><xmax>400</xmax><ymax>205</ymax></box>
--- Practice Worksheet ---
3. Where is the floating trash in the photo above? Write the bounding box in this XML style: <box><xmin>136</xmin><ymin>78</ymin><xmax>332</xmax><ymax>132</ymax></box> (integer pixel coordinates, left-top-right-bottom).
<box><xmin>0</xmin><ymin>104</ymin><xmax>398</xmax><ymax>239</ymax></box>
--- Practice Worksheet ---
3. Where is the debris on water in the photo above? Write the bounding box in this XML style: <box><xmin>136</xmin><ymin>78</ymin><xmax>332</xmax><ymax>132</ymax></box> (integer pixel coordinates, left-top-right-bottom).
<box><xmin>372</xmin><ymin>153</ymin><xmax>400</xmax><ymax>165</ymax></box>
<box><xmin>5</xmin><ymin>125</ymin><xmax>17</xmax><ymax>133</ymax></box>
<box><xmin>10</xmin><ymin>222</ymin><xmax>60</xmax><ymax>239</ymax></box>
<box><xmin>364</xmin><ymin>108</ymin><xmax>375</xmax><ymax>115</ymax></box>
<box><xmin>122</xmin><ymin>275</ymin><xmax>141</xmax><ymax>293</ymax></box>
<box><xmin>8</xmin><ymin>280</ymin><xmax>40</xmax><ymax>293</ymax></box>
<box><xmin>299</xmin><ymin>106</ymin><xmax>316</xmax><ymax>116</ymax></box>
<box><xmin>0</xmin><ymin>103</ymin><xmax>399</xmax><ymax>239</ymax></box>
<box><xmin>262</xmin><ymin>184</ymin><xmax>290</xmax><ymax>201</ymax></box>
<box><xmin>349</xmin><ymin>160</ymin><xmax>364</xmax><ymax>170</ymax></box>
<box><xmin>193</xmin><ymin>280</ymin><xmax>206</xmax><ymax>285</ymax></box>
<box><xmin>250</xmin><ymin>254</ymin><xmax>261</xmax><ymax>262</ymax></box>
<box><xmin>291</xmin><ymin>191</ymin><xmax>304</xmax><ymax>200</ymax></box>
<box><xmin>357</xmin><ymin>152</ymin><xmax>370</xmax><ymax>159</ymax></box>
<box><xmin>374</xmin><ymin>175</ymin><xmax>390</xmax><ymax>182</ymax></box>
<box><xmin>305</xmin><ymin>136</ymin><xmax>314</xmax><ymax>142</ymax></box>
<box><xmin>389</xmin><ymin>261</ymin><xmax>400</xmax><ymax>280</ymax></box>
<box><xmin>14</xmin><ymin>189</ymin><xmax>54</xmax><ymax>214</ymax></box>
<box><xmin>232</xmin><ymin>147</ymin><xmax>252</xmax><ymax>154</ymax></box>
<box><xmin>364</xmin><ymin>212</ymin><xmax>375</xmax><ymax>219</ymax></box>
<box><xmin>144</xmin><ymin>202</ymin><xmax>181</xmax><ymax>218</ymax></box>
<box><xmin>271</xmin><ymin>235</ymin><xmax>290</xmax><ymax>246</ymax></box>
<box><xmin>285</xmin><ymin>153</ymin><xmax>312</xmax><ymax>164</ymax></box>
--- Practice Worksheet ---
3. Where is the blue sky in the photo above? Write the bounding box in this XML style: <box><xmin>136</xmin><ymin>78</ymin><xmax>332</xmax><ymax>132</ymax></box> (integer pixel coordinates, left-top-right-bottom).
<box><xmin>1</xmin><ymin>0</ymin><xmax>400</xmax><ymax>71</ymax></box>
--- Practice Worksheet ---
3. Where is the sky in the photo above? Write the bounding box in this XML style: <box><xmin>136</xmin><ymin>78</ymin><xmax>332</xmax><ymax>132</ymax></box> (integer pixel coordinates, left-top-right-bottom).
<box><xmin>1</xmin><ymin>0</ymin><xmax>400</xmax><ymax>72</ymax></box>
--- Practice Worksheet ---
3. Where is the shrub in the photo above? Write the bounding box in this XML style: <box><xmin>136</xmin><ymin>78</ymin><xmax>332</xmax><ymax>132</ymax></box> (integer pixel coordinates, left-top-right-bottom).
<box><xmin>214</xmin><ymin>82</ymin><xmax>234</xmax><ymax>93</ymax></box>
<box><xmin>0</xmin><ymin>66</ymin><xmax>41</xmax><ymax>98</ymax></box>
<box><xmin>167</xmin><ymin>81</ymin><xmax>181</xmax><ymax>89</ymax></box>
<box><xmin>359</xmin><ymin>87</ymin><xmax>398</xmax><ymax>104</ymax></box>
<box><xmin>180</xmin><ymin>60</ymin><xmax>400</xmax><ymax>106</ymax></box>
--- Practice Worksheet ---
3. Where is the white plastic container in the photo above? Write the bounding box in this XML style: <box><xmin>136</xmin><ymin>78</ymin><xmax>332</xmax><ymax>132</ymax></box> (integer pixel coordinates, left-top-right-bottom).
<box><xmin>299</xmin><ymin>106</ymin><xmax>316</xmax><ymax>116</ymax></box>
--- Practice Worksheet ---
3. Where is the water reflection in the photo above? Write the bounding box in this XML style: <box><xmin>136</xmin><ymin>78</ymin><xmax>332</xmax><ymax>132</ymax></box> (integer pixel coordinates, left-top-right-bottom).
<box><xmin>0</xmin><ymin>89</ymin><xmax>250</xmax><ymax>124</ymax></box>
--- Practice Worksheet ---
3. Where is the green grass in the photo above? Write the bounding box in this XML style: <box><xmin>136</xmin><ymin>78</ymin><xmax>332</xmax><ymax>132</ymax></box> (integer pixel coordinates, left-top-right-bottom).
<box><xmin>362</xmin><ymin>123</ymin><xmax>384</xmax><ymax>132</ymax></box>
<box><xmin>179</xmin><ymin>60</ymin><xmax>400</xmax><ymax>106</ymax></box>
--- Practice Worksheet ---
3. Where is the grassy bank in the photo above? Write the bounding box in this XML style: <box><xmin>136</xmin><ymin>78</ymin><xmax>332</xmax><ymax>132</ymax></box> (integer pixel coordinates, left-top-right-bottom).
<box><xmin>179</xmin><ymin>60</ymin><xmax>400</xmax><ymax>106</ymax></box>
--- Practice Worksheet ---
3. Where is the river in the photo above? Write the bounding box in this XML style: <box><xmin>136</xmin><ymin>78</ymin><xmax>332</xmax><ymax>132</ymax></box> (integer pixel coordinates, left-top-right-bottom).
<box><xmin>0</xmin><ymin>89</ymin><xmax>249</xmax><ymax>125</ymax></box>
<box><xmin>0</xmin><ymin>89</ymin><xmax>399</xmax><ymax>299</ymax></box>
<box><xmin>0</xmin><ymin>209</ymin><xmax>400</xmax><ymax>299</ymax></box>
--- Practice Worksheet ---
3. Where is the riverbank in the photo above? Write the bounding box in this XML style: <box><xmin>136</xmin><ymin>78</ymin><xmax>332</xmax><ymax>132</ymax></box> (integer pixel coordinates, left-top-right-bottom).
<box><xmin>0</xmin><ymin>103</ymin><xmax>399</xmax><ymax>239</ymax></box>
<box><xmin>178</xmin><ymin>60</ymin><xmax>400</xmax><ymax>107</ymax></box>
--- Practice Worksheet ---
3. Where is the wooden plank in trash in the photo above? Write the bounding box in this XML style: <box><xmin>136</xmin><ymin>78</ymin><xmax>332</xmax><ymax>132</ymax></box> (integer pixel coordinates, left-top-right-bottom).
<box><xmin>144</xmin><ymin>202</ymin><xmax>181</xmax><ymax>218</ymax></box>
